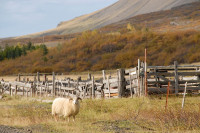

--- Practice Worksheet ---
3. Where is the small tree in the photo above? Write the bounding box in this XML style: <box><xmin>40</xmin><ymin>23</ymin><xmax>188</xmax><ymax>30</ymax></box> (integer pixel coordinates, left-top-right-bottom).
<box><xmin>127</xmin><ymin>23</ymin><xmax>133</xmax><ymax>31</ymax></box>
<box><xmin>27</xmin><ymin>41</ymin><xmax>32</xmax><ymax>50</ymax></box>
<box><xmin>14</xmin><ymin>45</ymin><xmax>22</xmax><ymax>57</ymax></box>
<box><xmin>40</xmin><ymin>44</ymin><xmax>48</xmax><ymax>55</ymax></box>
<box><xmin>22</xmin><ymin>45</ymin><xmax>27</xmax><ymax>56</ymax></box>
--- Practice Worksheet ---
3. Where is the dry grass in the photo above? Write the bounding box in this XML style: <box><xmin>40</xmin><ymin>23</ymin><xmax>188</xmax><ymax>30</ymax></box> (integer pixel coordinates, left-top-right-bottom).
<box><xmin>0</xmin><ymin>95</ymin><xmax>200</xmax><ymax>132</ymax></box>
<box><xmin>0</xmin><ymin>70</ymin><xmax>117</xmax><ymax>82</ymax></box>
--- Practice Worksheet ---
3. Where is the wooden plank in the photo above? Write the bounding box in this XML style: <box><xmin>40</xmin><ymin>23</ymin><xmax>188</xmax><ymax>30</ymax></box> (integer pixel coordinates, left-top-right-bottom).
<box><xmin>126</xmin><ymin>84</ymin><xmax>137</xmax><ymax>89</ymax></box>
<box><xmin>148</xmin><ymin>79</ymin><xmax>200</xmax><ymax>84</ymax></box>
<box><xmin>105</xmin><ymin>82</ymin><xmax>118</xmax><ymax>88</ymax></box>
<box><xmin>150</xmin><ymin>68</ymin><xmax>198</xmax><ymax>71</ymax></box>
<box><xmin>10</xmin><ymin>82</ymin><xmax>32</xmax><ymax>88</ymax></box>
<box><xmin>125</xmin><ymin>67</ymin><xmax>137</xmax><ymax>74</ymax></box>
<box><xmin>182</xmin><ymin>76</ymin><xmax>199</xmax><ymax>80</ymax></box>
<box><xmin>103</xmin><ymin>78</ymin><xmax>118</xmax><ymax>84</ymax></box>
<box><xmin>125</xmin><ymin>75</ymin><xmax>137</xmax><ymax>80</ymax></box>
<box><xmin>58</xmin><ymin>86</ymin><xmax>76</xmax><ymax>91</ymax></box>
<box><xmin>148</xmin><ymin>65</ymin><xmax>200</xmax><ymax>69</ymax></box>
<box><xmin>148</xmin><ymin>87</ymin><xmax>200</xmax><ymax>93</ymax></box>
<box><xmin>178</xmin><ymin>72</ymin><xmax>200</xmax><ymax>76</ymax></box>
<box><xmin>104</xmin><ymin>89</ymin><xmax>118</xmax><ymax>94</ymax></box>
<box><xmin>148</xmin><ymin>72</ymin><xmax>174</xmax><ymax>76</ymax></box>
<box><xmin>105</xmin><ymin>93</ymin><xmax>118</xmax><ymax>97</ymax></box>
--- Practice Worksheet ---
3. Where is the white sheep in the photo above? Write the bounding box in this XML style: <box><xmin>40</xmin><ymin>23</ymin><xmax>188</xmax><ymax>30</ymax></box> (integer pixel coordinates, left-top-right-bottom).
<box><xmin>52</xmin><ymin>96</ymin><xmax>82</xmax><ymax>122</ymax></box>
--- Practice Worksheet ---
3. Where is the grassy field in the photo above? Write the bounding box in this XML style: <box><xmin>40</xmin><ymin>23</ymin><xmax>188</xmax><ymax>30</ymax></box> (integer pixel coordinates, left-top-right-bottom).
<box><xmin>0</xmin><ymin>70</ymin><xmax>118</xmax><ymax>82</ymax></box>
<box><xmin>0</xmin><ymin>95</ymin><xmax>200</xmax><ymax>133</ymax></box>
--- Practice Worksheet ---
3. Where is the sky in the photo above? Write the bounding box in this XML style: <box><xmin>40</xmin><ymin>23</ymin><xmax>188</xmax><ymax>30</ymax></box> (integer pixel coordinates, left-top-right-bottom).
<box><xmin>0</xmin><ymin>0</ymin><xmax>118</xmax><ymax>38</ymax></box>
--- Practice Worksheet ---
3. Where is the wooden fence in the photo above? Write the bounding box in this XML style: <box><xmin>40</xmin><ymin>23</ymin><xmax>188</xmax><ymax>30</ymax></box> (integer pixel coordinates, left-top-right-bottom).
<box><xmin>1</xmin><ymin>60</ymin><xmax>200</xmax><ymax>99</ymax></box>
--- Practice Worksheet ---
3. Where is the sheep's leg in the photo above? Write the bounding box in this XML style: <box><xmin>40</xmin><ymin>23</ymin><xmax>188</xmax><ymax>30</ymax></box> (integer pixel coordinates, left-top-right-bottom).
<box><xmin>54</xmin><ymin>114</ymin><xmax>58</xmax><ymax>122</ymax></box>
<box><xmin>72</xmin><ymin>116</ymin><xmax>75</xmax><ymax>122</ymax></box>
<box><xmin>68</xmin><ymin>117</ymin><xmax>70</xmax><ymax>123</ymax></box>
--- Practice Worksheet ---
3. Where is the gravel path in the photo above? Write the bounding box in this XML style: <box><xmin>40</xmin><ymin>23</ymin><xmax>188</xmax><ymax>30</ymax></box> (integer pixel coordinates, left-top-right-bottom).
<box><xmin>0</xmin><ymin>125</ymin><xmax>32</xmax><ymax>133</ymax></box>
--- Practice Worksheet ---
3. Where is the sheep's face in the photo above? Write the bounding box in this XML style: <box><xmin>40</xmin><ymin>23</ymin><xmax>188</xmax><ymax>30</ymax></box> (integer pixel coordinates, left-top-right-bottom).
<box><xmin>73</xmin><ymin>97</ymin><xmax>82</xmax><ymax>105</ymax></box>
<box><xmin>73</xmin><ymin>100</ymin><xmax>78</xmax><ymax>105</ymax></box>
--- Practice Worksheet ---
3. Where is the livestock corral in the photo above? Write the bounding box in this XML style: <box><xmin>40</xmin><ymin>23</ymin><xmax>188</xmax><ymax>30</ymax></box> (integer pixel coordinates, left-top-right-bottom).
<box><xmin>1</xmin><ymin>60</ymin><xmax>200</xmax><ymax>99</ymax></box>
<box><xmin>1</xmin><ymin>60</ymin><xmax>200</xmax><ymax>132</ymax></box>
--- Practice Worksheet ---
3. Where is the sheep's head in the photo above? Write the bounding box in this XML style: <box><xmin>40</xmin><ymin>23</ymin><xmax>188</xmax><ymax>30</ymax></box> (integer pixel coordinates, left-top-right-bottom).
<box><xmin>72</xmin><ymin>97</ymin><xmax>82</xmax><ymax>105</ymax></box>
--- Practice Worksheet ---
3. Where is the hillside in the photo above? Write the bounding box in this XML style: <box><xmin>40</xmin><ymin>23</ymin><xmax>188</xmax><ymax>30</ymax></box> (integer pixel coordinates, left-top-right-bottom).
<box><xmin>101</xmin><ymin>1</ymin><xmax>200</xmax><ymax>33</ymax></box>
<box><xmin>0</xmin><ymin>29</ymin><xmax>200</xmax><ymax>75</ymax></box>
<box><xmin>1</xmin><ymin>1</ymin><xmax>200</xmax><ymax>47</ymax></box>
<box><xmin>17</xmin><ymin>0</ymin><xmax>198</xmax><ymax>38</ymax></box>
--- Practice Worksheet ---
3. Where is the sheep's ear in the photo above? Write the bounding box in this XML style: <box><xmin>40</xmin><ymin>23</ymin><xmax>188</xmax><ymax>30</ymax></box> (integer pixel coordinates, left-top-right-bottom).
<box><xmin>69</xmin><ymin>97</ymin><xmax>73</xmax><ymax>101</ymax></box>
<box><xmin>77</xmin><ymin>97</ymin><xmax>82</xmax><ymax>101</ymax></box>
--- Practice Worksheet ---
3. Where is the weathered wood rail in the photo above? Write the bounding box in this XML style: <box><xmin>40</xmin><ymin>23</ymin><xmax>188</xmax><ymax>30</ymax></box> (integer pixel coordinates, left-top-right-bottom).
<box><xmin>1</xmin><ymin>60</ymin><xmax>200</xmax><ymax>99</ymax></box>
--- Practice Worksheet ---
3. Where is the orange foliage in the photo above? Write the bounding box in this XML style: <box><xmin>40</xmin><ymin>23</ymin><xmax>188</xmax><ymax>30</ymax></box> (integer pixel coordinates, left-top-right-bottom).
<box><xmin>0</xmin><ymin>30</ymin><xmax>200</xmax><ymax>75</ymax></box>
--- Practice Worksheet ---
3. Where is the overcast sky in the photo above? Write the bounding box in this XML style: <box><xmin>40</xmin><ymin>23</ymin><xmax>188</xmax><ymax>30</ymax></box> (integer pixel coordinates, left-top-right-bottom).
<box><xmin>0</xmin><ymin>0</ymin><xmax>118</xmax><ymax>38</ymax></box>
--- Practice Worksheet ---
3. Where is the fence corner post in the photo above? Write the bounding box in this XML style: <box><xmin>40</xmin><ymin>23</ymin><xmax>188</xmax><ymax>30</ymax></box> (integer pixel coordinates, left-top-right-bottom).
<box><xmin>118</xmin><ymin>69</ymin><xmax>125</xmax><ymax>98</ymax></box>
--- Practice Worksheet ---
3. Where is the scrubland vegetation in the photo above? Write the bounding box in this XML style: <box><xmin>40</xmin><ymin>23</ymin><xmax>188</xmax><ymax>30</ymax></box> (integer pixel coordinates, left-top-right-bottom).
<box><xmin>0</xmin><ymin>29</ymin><xmax>200</xmax><ymax>75</ymax></box>
<box><xmin>0</xmin><ymin>95</ymin><xmax>199</xmax><ymax>132</ymax></box>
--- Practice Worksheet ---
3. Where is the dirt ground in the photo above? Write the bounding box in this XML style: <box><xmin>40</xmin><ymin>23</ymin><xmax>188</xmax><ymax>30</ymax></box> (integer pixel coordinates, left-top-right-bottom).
<box><xmin>0</xmin><ymin>125</ymin><xmax>32</xmax><ymax>133</ymax></box>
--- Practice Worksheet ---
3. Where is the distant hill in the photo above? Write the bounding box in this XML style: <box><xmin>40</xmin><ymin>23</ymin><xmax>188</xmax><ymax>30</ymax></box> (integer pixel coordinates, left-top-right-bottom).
<box><xmin>1</xmin><ymin>1</ymin><xmax>200</xmax><ymax>47</ymax></box>
<box><xmin>101</xmin><ymin>1</ymin><xmax>200</xmax><ymax>33</ymax></box>
<box><xmin>17</xmin><ymin>0</ymin><xmax>198</xmax><ymax>38</ymax></box>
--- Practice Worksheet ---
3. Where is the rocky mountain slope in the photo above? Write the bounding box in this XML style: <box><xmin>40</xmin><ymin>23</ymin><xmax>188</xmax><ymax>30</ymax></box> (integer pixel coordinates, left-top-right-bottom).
<box><xmin>18</xmin><ymin>0</ymin><xmax>198</xmax><ymax>38</ymax></box>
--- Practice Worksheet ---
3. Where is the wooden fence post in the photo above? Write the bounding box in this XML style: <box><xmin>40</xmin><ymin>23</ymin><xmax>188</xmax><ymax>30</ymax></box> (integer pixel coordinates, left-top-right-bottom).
<box><xmin>68</xmin><ymin>80</ymin><xmax>70</xmax><ymax>88</ymax></box>
<box><xmin>144</xmin><ymin>48</ymin><xmax>148</xmax><ymax>96</ymax></box>
<box><xmin>83</xmin><ymin>83</ymin><xmax>86</xmax><ymax>98</ymax></box>
<box><xmin>52</xmin><ymin>72</ymin><xmax>55</xmax><ymax>97</ymax></box>
<box><xmin>9</xmin><ymin>84</ymin><xmax>12</xmax><ymax>96</ymax></box>
<box><xmin>23</xmin><ymin>87</ymin><xmax>25</xmax><ymax>96</ymax></box>
<box><xmin>34</xmin><ymin>76</ymin><xmax>37</xmax><ymax>82</ymax></box>
<box><xmin>40</xmin><ymin>83</ymin><xmax>42</xmax><ymax>97</ymax></box>
<box><xmin>37</xmin><ymin>72</ymin><xmax>40</xmax><ymax>82</ymax></box>
<box><xmin>129</xmin><ymin>70</ymin><xmax>133</xmax><ymax>98</ymax></box>
<box><xmin>44</xmin><ymin>74</ymin><xmax>47</xmax><ymax>82</ymax></box>
<box><xmin>15</xmin><ymin>85</ymin><xmax>17</xmax><ymax>96</ymax></box>
<box><xmin>26</xmin><ymin>87</ymin><xmax>28</xmax><ymax>97</ymax></box>
<box><xmin>18</xmin><ymin>74</ymin><xmax>21</xmax><ymax>82</ymax></box>
<box><xmin>31</xmin><ymin>82</ymin><xmax>33</xmax><ymax>97</ymax></box>
<box><xmin>182</xmin><ymin>82</ymin><xmax>187</xmax><ymax>109</ymax></box>
<box><xmin>102</xmin><ymin>70</ymin><xmax>106</xmax><ymax>81</ymax></box>
<box><xmin>107</xmin><ymin>75</ymin><xmax>110</xmax><ymax>98</ymax></box>
<box><xmin>165</xmin><ymin>82</ymin><xmax>170</xmax><ymax>111</ymax></box>
<box><xmin>33</xmin><ymin>82</ymin><xmax>36</xmax><ymax>97</ymax></box>
<box><xmin>118</xmin><ymin>69</ymin><xmax>125</xmax><ymax>98</ymax></box>
<box><xmin>137</xmin><ymin>59</ymin><xmax>140</xmax><ymax>97</ymax></box>
<box><xmin>174</xmin><ymin>61</ymin><xmax>179</xmax><ymax>94</ymax></box>
<box><xmin>92</xmin><ymin>76</ymin><xmax>95</xmax><ymax>99</ymax></box>
<box><xmin>88</xmin><ymin>73</ymin><xmax>91</xmax><ymax>80</ymax></box>
<box><xmin>0</xmin><ymin>81</ymin><xmax>1</xmax><ymax>94</ymax></box>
